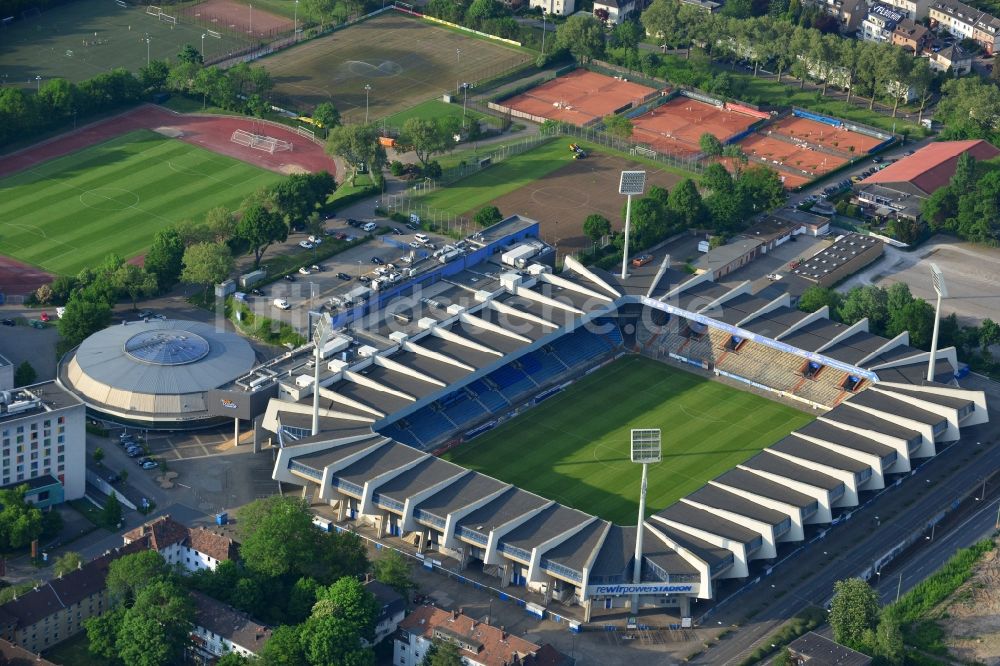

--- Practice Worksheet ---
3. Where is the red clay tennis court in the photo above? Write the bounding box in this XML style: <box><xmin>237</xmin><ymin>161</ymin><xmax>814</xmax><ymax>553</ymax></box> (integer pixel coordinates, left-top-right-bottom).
<box><xmin>738</xmin><ymin>133</ymin><xmax>848</xmax><ymax>187</ymax></box>
<box><xmin>502</xmin><ymin>69</ymin><xmax>658</xmax><ymax>125</ymax></box>
<box><xmin>769</xmin><ymin>116</ymin><xmax>882</xmax><ymax>155</ymax></box>
<box><xmin>631</xmin><ymin>97</ymin><xmax>759</xmax><ymax>156</ymax></box>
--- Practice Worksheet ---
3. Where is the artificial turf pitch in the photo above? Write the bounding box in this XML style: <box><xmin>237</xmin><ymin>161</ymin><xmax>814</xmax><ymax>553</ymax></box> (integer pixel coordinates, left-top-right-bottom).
<box><xmin>0</xmin><ymin>129</ymin><xmax>280</xmax><ymax>276</ymax></box>
<box><xmin>442</xmin><ymin>355</ymin><xmax>815</xmax><ymax>524</ymax></box>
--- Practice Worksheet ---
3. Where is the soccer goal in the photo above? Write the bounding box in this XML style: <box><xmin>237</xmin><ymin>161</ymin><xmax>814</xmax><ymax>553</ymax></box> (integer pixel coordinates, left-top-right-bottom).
<box><xmin>158</xmin><ymin>12</ymin><xmax>175</xmax><ymax>23</ymax></box>
<box><xmin>146</xmin><ymin>4</ymin><xmax>160</xmax><ymax>15</ymax></box>
<box><xmin>231</xmin><ymin>130</ymin><xmax>292</xmax><ymax>154</ymax></box>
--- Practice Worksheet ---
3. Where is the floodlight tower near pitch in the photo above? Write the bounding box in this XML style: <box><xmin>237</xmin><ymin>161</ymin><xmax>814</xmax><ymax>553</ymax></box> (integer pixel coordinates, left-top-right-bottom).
<box><xmin>619</xmin><ymin>170</ymin><xmax>647</xmax><ymax>280</ymax></box>
<box><xmin>631</xmin><ymin>428</ymin><xmax>661</xmax><ymax>611</ymax></box>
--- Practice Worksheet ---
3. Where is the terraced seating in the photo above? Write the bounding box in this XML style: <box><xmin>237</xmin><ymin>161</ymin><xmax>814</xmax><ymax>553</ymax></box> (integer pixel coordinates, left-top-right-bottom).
<box><xmin>443</xmin><ymin>396</ymin><xmax>487</xmax><ymax>427</ymax></box>
<box><xmin>468</xmin><ymin>379</ymin><xmax>509</xmax><ymax>412</ymax></box>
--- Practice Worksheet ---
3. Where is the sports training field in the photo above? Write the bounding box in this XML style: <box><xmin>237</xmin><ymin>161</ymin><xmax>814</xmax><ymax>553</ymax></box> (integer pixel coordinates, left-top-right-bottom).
<box><xmin>0</xmin><ymin>129</ymin><xmax>279</xmax><ymax>275</ymax></box>
<box><xmin>0</xmin><ymin>0</ymin><xmax>254</xmax><ymax>85</ymax></box>
<box><xmin>260</xmin><ymin>12</ymin><xmax>531</xmax><ymax>120</ymax></box>
<box><xmin>442</xmin><ymin>355</ymin><xmax>814</xmax><ymax>524</ymax></box>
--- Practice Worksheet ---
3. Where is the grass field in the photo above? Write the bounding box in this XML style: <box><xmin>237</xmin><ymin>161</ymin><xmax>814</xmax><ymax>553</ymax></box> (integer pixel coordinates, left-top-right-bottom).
<box><xmin>382</xmin><ymin>99</ymin><xmax>502</xmax><ymax>131</ymax></box>
<box><xmin>442</xmin><ymin>356</ymin><xmax>814</xmax><ymax>523</ymax></box>
<box><xmin>260</xmin><ymin>12</ymin><xmax>531</xmax><ymax>119</ymax></box>
<box><xmin>0</xmin><ymin>0</ymin><xmax>252</xmax><ymax>85</ymax></box>
<box><xmin>0</xmin><ymin>129</ymin><xmax>279</xmax><ymax>275</ymax></box>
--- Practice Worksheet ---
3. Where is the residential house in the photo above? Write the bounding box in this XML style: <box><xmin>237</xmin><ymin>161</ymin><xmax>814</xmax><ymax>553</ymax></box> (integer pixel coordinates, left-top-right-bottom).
<box><xmin>122</xmin><ymin>515</ymin><xmax>238</xmax><ymax>573</ymax></box>
<box><xmin>854</xmin><ymin>139</ymin><xmax>1000</xmax><ymax>221</ymax></box>
<box><xmin>805</xmin><ymin>0</ymin><xmax>867</xmax><ymax>33</ymax></box>
<box><xmin>0</xmin><ymin>542</ymin><xmax>146</xmax><ymax>654</ymax></box>
<box><xmin>927</xmin><ymin>44</ymin><xmax>973</xmax><ymax>74</ymax></box>
<box><xmin>365</xmin><ymin>580</ymin><xmax>406</xmax><ymax>645</ymax></box>
<box><xmin>862</xmin><ymin>4</ymin><xmax>905</xmax><ymax>42</ymax></box>
<box><xmin>393</xmin><ymin>606</ymin><xmax>572</xmax><ymax>666</ymax></box>
<box><xmin>528</xmin><ymin>0</ymin><xmax>575</xmax><ymax>16</ymax></box>
<box><xmin>593</xmin><ymin>0</ymin><xmax>637</xmax><ymax>23</ymax></box>
<box><xmin>188</xmin><ymin>591</ymin><xmax>272</xmax><ymax>663</ymax></box>
<box><xmin>892</xmin><ymin>18</ymin><xmax>931</xmax><ymax>52</ymax></box>
<box><xmin>881</xmin><ymin>0</ymin><xmax>930</xmax><ymax>18</ymax></box>
<box><xmin>930</xmin><ymin>0</ymin><xmax>1000</xmax><ymax>52</ymax></box>
<box><xmin>787</xmin><ymin>631</ymin><xmax>873</xmax><ymax>665</ymax></box>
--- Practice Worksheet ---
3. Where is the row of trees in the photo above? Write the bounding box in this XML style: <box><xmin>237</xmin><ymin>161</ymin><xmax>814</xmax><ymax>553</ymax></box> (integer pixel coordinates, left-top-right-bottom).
<box><xmin>424</xmin><ymin>0</ymin><xmax>522</xmax><ymax>40</ymax></box>
<box><xmin>798</xmin><ymin>281</ymin><xmax>1000</xmax><ymax>354</ymax></box>
<box><xmin>921</xmin><ymin>151</ymin><xmax>1000</xmax><ymax>244</ymax></box>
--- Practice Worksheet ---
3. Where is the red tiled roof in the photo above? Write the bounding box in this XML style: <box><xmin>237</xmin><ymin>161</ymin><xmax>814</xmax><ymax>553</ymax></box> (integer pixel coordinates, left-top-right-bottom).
<box><xmin>124</xmin><ymin>516</ymin><xmax>237</xmax><ymax>563</ymax></box>
<box><xmin>399</xmin><ymin>606</ymin><xmax>569</xmax><ymax>666</ymax></box>
<box><xmin>862</xmin><ymin>140</ymin><xmax>1000</xmax><ymax>195</ymax></box>
<box><xmin>0</xmin><ymin>637</ymin><xmax>59</xmax><ymax>665</ymax></box>
<box><xmin>187</xmin><ymin>529</ymin><xmax>238</xmax><ymax>563</ymax></box>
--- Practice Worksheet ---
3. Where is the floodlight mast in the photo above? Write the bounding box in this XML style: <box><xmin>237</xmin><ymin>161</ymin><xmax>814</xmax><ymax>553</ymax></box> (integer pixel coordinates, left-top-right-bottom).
<box><xmin>927</xmin><ymin>263</ymin><xmax>948</xmax><ymax>382</ymax></box>
<box><xmin>619</xmin><ymin>171</ymin><xmax>647</xmax><ymax>280</ymax></box>
<box><xmin>312</xmin><ymin>313</ymin><xmax>333</xmax><ymax>436</ymax></box>
<box><xmin>631</xmin><ymin>428</ymin><xmax>661</xmax><ymax>612</ymax></box>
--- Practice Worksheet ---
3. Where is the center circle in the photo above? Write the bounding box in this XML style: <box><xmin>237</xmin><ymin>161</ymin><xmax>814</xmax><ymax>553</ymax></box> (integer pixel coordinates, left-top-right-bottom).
<box><xmin>78</xmin><ymin>187</ymin><xmax>139</xmax><ymax>211</ymax></box>
<box><xmin>124</xmin><ymin>329</ymin><xmax>211</xmax><ymax>366</ymax></box>
<box><xmin>530</xmin><ymin>186</ymin><xmax>590</xmax><ymax>209</ymax></box>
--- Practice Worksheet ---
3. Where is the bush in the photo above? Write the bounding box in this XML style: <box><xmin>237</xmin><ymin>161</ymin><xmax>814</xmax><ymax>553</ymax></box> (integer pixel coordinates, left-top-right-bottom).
<box><xmin>390</xmin><ymin>161</ymin><xmax>405</xmax><ymax>177</ymax></box>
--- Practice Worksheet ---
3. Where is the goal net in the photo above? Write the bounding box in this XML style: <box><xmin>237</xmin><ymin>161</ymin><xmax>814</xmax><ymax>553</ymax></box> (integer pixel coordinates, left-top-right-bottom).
<box><xmin>231</xmin><ymin>130</ymin><xmax>292</xmax><ymax>154</ymax></box>
<box><xmin>146</xmin><ymin>5</ymin><xmax>160</xmax><ymax>15</ymax></box>
<box><xmin>158</xmin><ymin>12</ymin><xmax>175</xmax><ymax>23</ymax></box>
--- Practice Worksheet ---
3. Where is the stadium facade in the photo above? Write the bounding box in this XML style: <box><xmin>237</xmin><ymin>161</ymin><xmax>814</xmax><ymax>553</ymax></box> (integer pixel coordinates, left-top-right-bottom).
<box><xmin>159</xmin><ymin>217</ymin><xmax>985</xmax><ymax>620</ymax></box>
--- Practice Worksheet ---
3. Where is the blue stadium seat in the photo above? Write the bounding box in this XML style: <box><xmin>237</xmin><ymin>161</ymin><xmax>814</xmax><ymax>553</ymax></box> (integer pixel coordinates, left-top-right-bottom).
<box><xmin>551</xmin><ymin>329</ymin><xmax>612</xmax><ymax>368</ymax></box>
<box><xmin>488</xmin><ymin>365</ymin><xmax>526</xmax><ymax>389</ymax></box>
<box><xmin>443</xmin><ymin>396</ymin><xmax>486</xmax><ymax>426</ymax></box>
<box><xmin>404</xmin><ymin>409</ymin><xmax>455</xmax><ymax>446</ymax></box>
<box><xmin>519</xmin><ymin>350</ymin><xmax>567</xmax><ymax>384</ymax></box>
<box><xmin>468</xmin><ymin>379</ymin><xmax>509</xmax><ymax>412</ymax></box>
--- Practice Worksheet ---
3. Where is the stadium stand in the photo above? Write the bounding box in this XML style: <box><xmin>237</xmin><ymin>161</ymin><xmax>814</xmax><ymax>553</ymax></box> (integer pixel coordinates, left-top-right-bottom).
<box><xmin>467</xmin><ymin>379</ymin><xmax>509</xmax><ymax>412</ymax></box>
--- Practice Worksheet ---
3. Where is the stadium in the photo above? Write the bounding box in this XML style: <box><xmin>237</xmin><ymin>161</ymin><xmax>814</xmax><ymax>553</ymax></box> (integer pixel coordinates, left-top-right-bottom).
<box><xmin>247</xmin><ymin>216</ymin><xmax>986</xmax><ymax>622</ymax></box>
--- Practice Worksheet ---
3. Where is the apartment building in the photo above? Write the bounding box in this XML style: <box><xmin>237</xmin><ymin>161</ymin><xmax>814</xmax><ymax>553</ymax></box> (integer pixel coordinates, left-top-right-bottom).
<box><xmin>892</xmin><ymin>18</ymin><xmax>931</xmax><ymax>52</ymax></box>
<box><xmin>862</xmin><ymin>4</ymin><xmax>906</xmax><ymax>41</ymax></box>
<box><xmin>122</xmin><ymin>515</ymin><xmax>238</xmax><ymax>573</ymax></box>
<box><xmin>880</xmin><ymin>0</ymin><xmax>930</xmax><ymax>19</ymax></box>
<box><xmin>0</xmin><ymin>382</ymin><xmax>85</xmax><ymax>503</ymax></box>
<box><xmin>189</xmin><ymin>591</ymin><xmax>272</xmax><ymax>663</ymax></box>
<box><xmin>930</xmin><ymin>0</ymin><xmax>1000</xmax><ymax>52</ymax></box>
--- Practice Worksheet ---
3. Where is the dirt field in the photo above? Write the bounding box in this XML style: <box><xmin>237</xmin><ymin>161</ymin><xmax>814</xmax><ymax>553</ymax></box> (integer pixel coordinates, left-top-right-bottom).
<box><xmin>502</xmin><ymin>69</ymin><xmax>658</xmax><ymax>126</ymax></box>
<box><xmin>872</xmin><ymin>238</ymin><xmax>1000</xmax><ymax>326</ymax></box>
<box><xmin>939</xmin><ymin>540</ymin><xmax>1000</xmax><ymax>665</ymax></box>
<box><xmin>482</xmin><ymin>151</ymin><xmax>682</xmax><ymax>256</ymax></box>
<box><xmin>0</xmin><ymin>104</ymin><xmax>336</xmax><ymax>180</ymax></box>
<box><xmin>631</xmin><ymin>96</ymin><xmax>758</xmax><ymax>157</ymax></box>
<box><xmin>180</xmin><ymin>0</ymin><xmax>293</xmax><ymax>39</ymax></box>
<box><xmin>260</xmin><ymin>11</ymin><xmax>531</xmax><ymax>119</ymax></box>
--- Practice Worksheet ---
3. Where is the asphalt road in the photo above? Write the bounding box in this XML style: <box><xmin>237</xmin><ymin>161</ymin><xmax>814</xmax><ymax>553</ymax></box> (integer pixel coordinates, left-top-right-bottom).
<box><xmin>692</xmin><ymin>377</ymin><xmax>1000</xmax><ymax>665</ymax></box>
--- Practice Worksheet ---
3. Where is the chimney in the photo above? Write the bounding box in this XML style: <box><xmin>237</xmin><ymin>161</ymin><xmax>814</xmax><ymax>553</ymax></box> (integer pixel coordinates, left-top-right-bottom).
<box><xmin>451</xmin><ymin>610</ymin><xmax>457</xmax><ymax>621</ymax></box>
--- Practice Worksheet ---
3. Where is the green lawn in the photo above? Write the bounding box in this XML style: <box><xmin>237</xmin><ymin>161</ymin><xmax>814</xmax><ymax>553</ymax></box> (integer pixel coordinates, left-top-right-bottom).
<box><xmin>383</xmin><ymin>99</ymin><xmax>501</xmax><ymax>131</ymax></box>
<box><xmin>0</xmin><ymin>129</ymin><xmax>280</xmax><ymax>275</ymax></box>
<box><xmin>419</xmin><ymin>137</ymin><xmax>570</xmax><ymax>213</ymax></box>
<box><xmin>44</xmin><ymin>633</ymin><xmax>115</xmax><ymax>666</ymax></box>
<box><xmin>442</xmin><ymin>355</ymin><xmax>814</xmax><ymax>523</ymax></box>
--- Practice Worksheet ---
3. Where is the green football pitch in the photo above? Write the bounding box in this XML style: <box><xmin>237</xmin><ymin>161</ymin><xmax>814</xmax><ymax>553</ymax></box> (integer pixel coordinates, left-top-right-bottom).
<box><xmin>0</xmin><ymin>129</ymin><xmax>280</xmax><ymax>275</ymax></box>
<box><xmin>442</xmin><ymin>355</ymin><xmax>815</xmax><ymax>524</ymax></box>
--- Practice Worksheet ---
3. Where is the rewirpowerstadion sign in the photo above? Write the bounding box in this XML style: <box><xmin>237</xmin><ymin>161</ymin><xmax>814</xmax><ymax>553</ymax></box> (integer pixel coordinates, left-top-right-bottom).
<box><xmin>587</xmin><ymin>583</ymin><xmax>696</xmax><ymax>596</ymax></box>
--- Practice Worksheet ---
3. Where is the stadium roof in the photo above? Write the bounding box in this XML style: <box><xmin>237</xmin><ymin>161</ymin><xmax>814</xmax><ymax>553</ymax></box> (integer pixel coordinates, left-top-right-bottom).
<box><xmin>861</xmin><ymin>140</ymin><xmax>1000</xmax><ymax>196</ymax></box>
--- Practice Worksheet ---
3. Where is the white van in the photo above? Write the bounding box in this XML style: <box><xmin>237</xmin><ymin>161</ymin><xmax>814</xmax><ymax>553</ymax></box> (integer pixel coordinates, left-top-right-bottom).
<box><xmin>415</xmin><ymin>233</ymin><xmax>430</xmax><ymax>244</ymax></box>
<box><xmin>362</xmin><ymin>222</ymin><xmax>377</xmax><ymax>232</ymax></box>
<box><xmin>273</xmin><ymin>298</ymin><xmax>291</xmax><ymax>310</ymax></box>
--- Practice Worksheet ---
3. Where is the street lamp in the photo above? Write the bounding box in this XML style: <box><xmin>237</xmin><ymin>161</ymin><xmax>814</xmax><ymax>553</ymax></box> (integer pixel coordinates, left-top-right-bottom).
<box><xmin>461</xmin><ymin>82</ymin><xmax>474</xmax><ymax>129</ymax></box>
<box><xmin>145</xmin><ymin>34</ymin><xmax>150</xmax><ymax>66</ymax></box>
<box><xmin>364</xmin><ymin>84</ymin><xmax>372</xmax><ymax>123</ymax></box>
<box><xmin>34</xmin><ymin>75</ymin><xmax>41</xmax><ymax>93</ymax></box>
<box><xmin>201</xmin><ymin>33</ymin><xmax>206</xmax><ymax>59</ymax></box>
<box><xmin>311</xmin><ymin>313</ymin><xmax>332</xmax><ymax>436</ymax></box>
<box><xmin>249</xmin><ymin>3</ymin><xmax>253</xmax><ymax>37</ymax></box>
<box><xmin>456</xmin><ymin>48</ymin><xmax>461</xmax><ymax>92</ymax></box>
<box><xmin>619</xmin><ymin>170</ymin><xmax>647</xmax><ymax>280</ymax></box>
<box><xmin>541</xmin><ymin>14</ymin><xmax>546</xmax><ymax>56</ymax></box>
<box><xmin>927</xmin><ymin>263</ymin><xmax>948</xmax><ymax>382</ymax></box>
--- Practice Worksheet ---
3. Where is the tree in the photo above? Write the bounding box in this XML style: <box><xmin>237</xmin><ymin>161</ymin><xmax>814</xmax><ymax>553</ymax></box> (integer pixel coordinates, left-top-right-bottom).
<box><xmin>798</xmin><ymin>285</ymin><xmax>841</xmax><ymax>313</ymax></box>
<box><xmin>288</xmin><ymin>576</ymin><xmax>321</xmax><ymax>624</ymax></box>
<box><xmin>302</xmin><ymin>614</ymin><xmax>373</xmax><ymax>666</ymax></box>
<box><xmin>373</xmin><ymin>549</ymin><xmax>415</xmax><ymax>598</ymax></box>
<box><xmin>93</xmin><ymin>447</ymin><xmax>105</xmax><ymax>466</ymax></box>
<box><xmin>312</xmin><ymin>530</ymin><xmax>369</xmax><ymax>582</ymax></box>
<box><xmin>399</xmin><ymin>117</ymin><xmax>452</xmax><ymax>167</ymax></box>
<box><xmin>555</xmin><ymin>15</ymin><xmax>605</xmax><ymax>62</ymax></box>
<box><xmin>236</xmin><ymin>204</ymin><xmax>287</xmax><ymax>269</ymax></box>
<box><xmin>13</xmin><ymin>361</ymin><xmax>36</xmax><ymax>388</ymax></box>
<box><xmin>237</xmin><ymin>497</ymin><xmax>319</xmax><ymax>578</ymax></box>
<box><xmin>57</xmin><ymin>296</ymin><xmax>112</xmax><ymax>349</ymax></box>
<box><xmin>85</xmin><ymin>606</ymin><xmax>126</xmax><ymax>659</ymax></box>
<box><xmin>829</xmin><ymin>578</ymin><xmax>880</xmax><ymax>650</ymax></box>
<box><xmin>313</xmin><ymin>577</ymin><xmax>378</xmax><ymax>641</ymax></box>
<box><xmin>106</xmin><ymin>550</ymin><xmax>170</xmax><ymax>606</ymax></box>
<box><xmin>181</xmin><ymin>242</ymin><xmax>233</xmax><ymax>297</ymax></box>
<box><xmin>772</xmin><ymin>646</ymin><xmax>793</xmax><ymax>666</ymax></box>
<box><xmin>177</xmin><ymin>44</ymin><xmax>204</xmax><ymax>65</ymax></box>
<box><xmin>642</xmin><ymin>0</ymin><xmax>684</xmax><ymax>52</ymax></box>
<box><xmin>583</xmin><ymin>214</ymin><xmax>612</xmax><ymax>244</ymax></box>
<box><xmin>838</xmin><ymin>285</ymin><xmax>889</xmax><ymax>333</ymax></box>
<box><xmin>112</xmin><ymin>263</ymin><xmax>158</xmax><ymax>310</ymax></box>
<box><xmin>312</xmin><ymin>102</ymin><xmax>341</xmax><ymax>134</ymax></box>
<box><xmin>979</xmin><ymin>318</ymin><xmax>1000</xmax><ymax>349</ymax></box>
<box><xmin>145</xmin><ymin>228</ymin><xmax>186</xmax><ymax>292</ymax></box>
<box><xmin>603</xmin><ymin>114</ymin><xmax>633</xmax><ymax>139</ymax></box>
<box><xmin>424</xmin><ymin>638</ymin><xmax>463</xmax><ymax>666</ymax></box>
<box><xmin>101</xmin><ymin>493</ymin><xmax>122</xmax><ymax>530</ymax></box>
<box><xmin>874</xmin><ymin>615</ymin><xmax>904</xmax><ymax>665</ymax></box>
<box><xmin>204</xmin><ymin>206</ymin><xmax>237</xmax><ymax>243</ymax></box>
<box><xmin>269</xmin><ymin>172</ymin><xmax>336</xmax><ymax>225</ymax></box>
<box><xmin>888</xmin><ymin>298</ymin><xmax>934</xmax><ymax>348</ymax></box>
<box><xmin>53</xmin><ymin>551</ymin><xmax>82</xmax><ymax>576</ymax></box>
<box><xmin>117</xmin><ymin>580</ymin><xmax>195</xmax><ymax>666</ymax></box>
<box><xmin>0</xmin><ymin>485</ymin><xmax>44</xmax><ymax>553</ymax></box>
<box><xmin>735</xmin><ymin>165</ymin><xmax>785</xmax><ymax>215</ymax></box>
<box><xmin>699</xmin><ymin>132</ymin><xmax>723</xmax><ymax>156</ymax></box>
<box><xmin>474</xmin><ymin>205</ymin><xmax>503</xmax><ymax>227</ymax></box>
<box><xmin>259</xmin><ymin>623</ymin><xmax>307</xmax><ymax>666</ymax></box>
<box><xmin>139</xmin><ymin>59</ymin><xmax>170</xmax><ymax>91</ymax></box>
<box><xmin>217</xmin><ymin>653</ymin><xmax>252</xmax><ymax>666</ymax></box>
<box><xmin>326</xmin><ymin>124</ymin><xmax>387</xmax><ymax>186</ymax></box>
<box><xmin>668</xmin><ymin>178</ymin><xmax>706</xmax><ymax>229</ymax></box>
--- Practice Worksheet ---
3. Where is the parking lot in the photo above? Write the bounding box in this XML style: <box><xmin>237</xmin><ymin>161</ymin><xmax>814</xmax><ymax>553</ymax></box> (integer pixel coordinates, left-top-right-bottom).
<box><xmin>246</xmin><ymin>218</ymin><xmax>450</xmax><ymax>333</ymax></box>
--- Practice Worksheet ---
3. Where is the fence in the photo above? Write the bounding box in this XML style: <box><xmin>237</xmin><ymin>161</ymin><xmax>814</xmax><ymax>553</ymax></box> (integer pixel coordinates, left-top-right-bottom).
<box><xmin>177</xmin><ymin>3</ymin><xmax>295</xmax><ymax>41</ymax></box>
<box><xmin>553</xmin><ymin>123</ymin><xmax>704</xmax><ymax>173</ymax></box>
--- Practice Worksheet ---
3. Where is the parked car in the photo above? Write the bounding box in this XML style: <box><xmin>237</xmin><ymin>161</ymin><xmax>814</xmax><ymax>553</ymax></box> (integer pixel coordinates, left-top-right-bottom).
<box><xmin>391</xmin><ymin>227</ymin><xmax>403</xmax><ymax>235</ymax></box>
<box><xmin>273</xmin><ymin>298</ymin><xmax>291</xmax><ymax>310</ymax></box>
<box><xmin>409</xmin><ymin>240</ymin><xmax>422</xmax><ymax>248</ymax></box>
<box><xmin>137</xmin><ymin>457</ymin><xmax>152</xmax><ymax>466</ymax></box>
<box><xmin>283</xmin><ymin>274</ymin><xmax>296</xmax><ymax>282</ymax></box>
<box><xmin>250</xmin><ymin>288</ymin><xmax>264</xmax><ymax>296</ymax></box>
<box><xmin>299</xmin><ymin>240</ymin><xmax>314</xmax><ymax>249</ymax></box>
<box><xmin>337</xmin><ymin>272</ymin><xmax>352</xmax><ymax>281</ymax></box>
<box><xmin>39</xmin><ymin>312</ymin><xmax>50</xmax><ymax>322</ymax></box>
<box><xmin>0</xmin><ymin>319</ymin><xmax>13</xmax><ymax>327</ymax></box>
<box><xmin>335</xmin><ymin>232</ymin><xmax>347</xmax><ymax>240</ymax></box>
<box><xmin>347</xmin><ymin>218</ymin><xmax>361</xmax><ymax>227</ymax></box>
<box><xmin>359</xmin><ymin>275</ymin><xmax>371</xmax><ymax>284</ymax></box>
<box><xmin>125</xmin><ymin>448</ymin><xmax>142</xmax><ymax>458</ymax></box>
<box><xmin>141</xmin><ymin>460</ymin><xmax>158</xmax><ymax>470</ymax></box>
<box><xmin>631</xmin><ymin>254</ymin><xmax>653</xmax><ymax>268</ymax></box>
<box><xmin>298</xmin><ymin>266</ymin><xmax>311</xmax><ymax>275</ymax></box>
<box><xmin>405</xmin><ymin>223</ymin><xmax>418</xmax><ymax>231</ymax></box>
<box><xmin>307</xmin><ymin>235</ymin><xmax>323</xmax><ymax>244</ymax></box>
<box><xmin>107</xmin><ymin>474</ymin><xmax>121</xmax><ymax>484</ymax></box>
<box><xmin>371</xmin><ymin>256</ymin><xmax>385</xmax><ymax>265</ymax></box>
